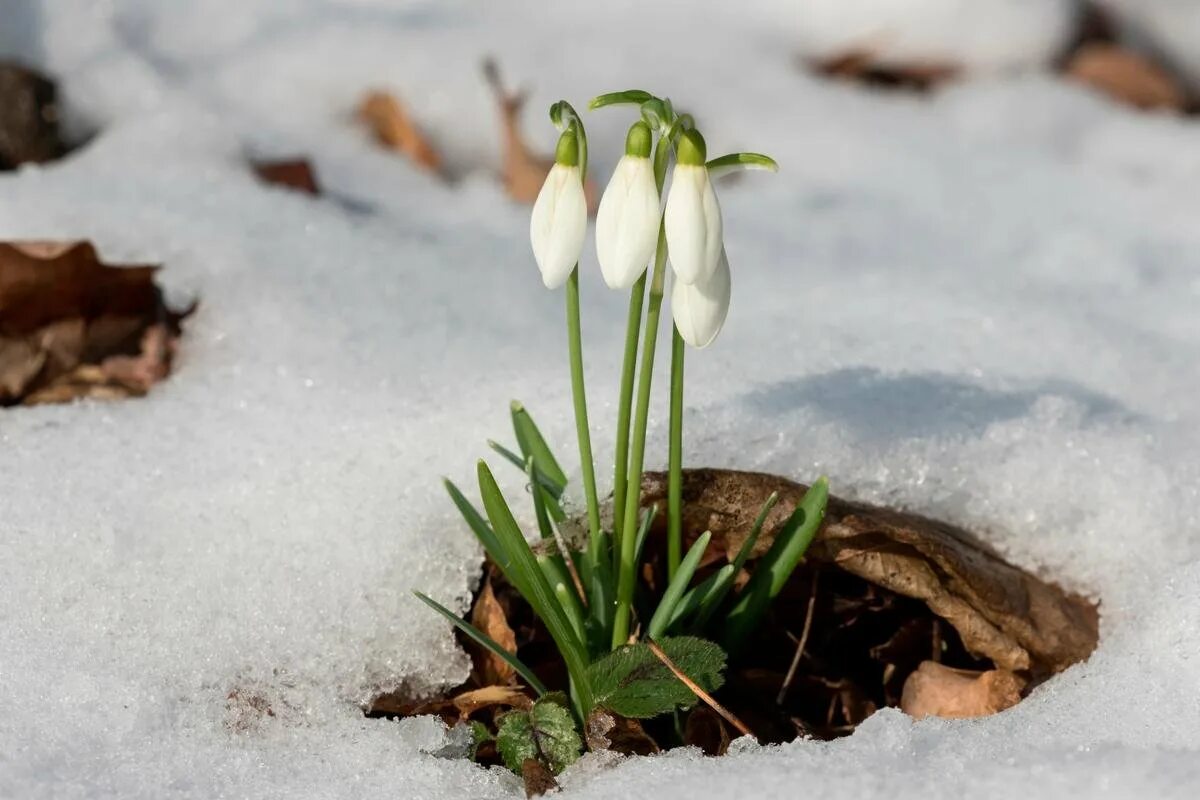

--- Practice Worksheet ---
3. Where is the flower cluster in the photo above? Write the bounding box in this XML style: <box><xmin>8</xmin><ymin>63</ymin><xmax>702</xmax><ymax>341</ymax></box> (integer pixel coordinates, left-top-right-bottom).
<box><xmin>530</xmin><ymin>103</ymin><xmax>768</xmax><ymax>348</ymax></box>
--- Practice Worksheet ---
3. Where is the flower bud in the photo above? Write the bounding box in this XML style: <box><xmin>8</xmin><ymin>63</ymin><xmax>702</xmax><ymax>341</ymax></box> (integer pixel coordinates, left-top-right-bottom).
<box><xmin>664</xmin><ymin>129</ymin><xmax>722</xmax><ymax>285</ymax></box>
<box><xmin>595</xmin><ymin>122</ymin><xmax>660</xmax><ymax>290</ymax></box>
<box><xmin>671</xmin><ymin>246</ymin><xmax>731</xmax><ymax>348</ymax></box>
<box><xmin>530</xmin><ymin>130</ymin><xmax>588</xmax><ymax>289</ymax></box>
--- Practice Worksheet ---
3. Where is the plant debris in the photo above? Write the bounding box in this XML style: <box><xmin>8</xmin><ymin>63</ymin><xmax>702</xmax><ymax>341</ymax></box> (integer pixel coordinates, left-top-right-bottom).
<box><xmin>358</xmin><ymin>91</ymin><xmax>443</xmax><ymax>176</ymax></box>
<box><xmin>0</xmin><ymin>241</ymin><xmax>192</xmax><ymax>406</ymax></box>
<box><xmin>901</xmin><ymin>661</ymin><xmax>1025</xmax><ymax>719</ymax></box>
<box><xmin>807</xmin><ymin>50</ymin><xmax>960</xmax><ymax>92</ymax></box>
<box><xmin>0</xmin><ymin>62</ymin><xmax>66</xmax><ymax>170</ymax></box>
<box><xmin>1066</xmin><ymin>43</ymin><xmax>1189</xmax><ymax>112</ymax></box>
<box><xmin>252</xmin><ymin>158</ymin><xmax>321</xmax><ymax>195</ymax></box>
<box><xmin>471</xmin><ymin>577</ymin><xmax>520</xmax><ymax>686</ymax></box>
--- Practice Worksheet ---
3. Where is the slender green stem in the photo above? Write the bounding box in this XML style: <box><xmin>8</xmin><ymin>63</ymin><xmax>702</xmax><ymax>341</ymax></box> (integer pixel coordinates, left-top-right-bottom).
<box><xmin>566</xmin><ymin>269</ymin><xmax>603</xmax><ymax>573</ymax></box>
<box><xmin>612</xmin><ymin>273</ymin><xmax>646</xmax><ymax>556</ymax></box>
<box><xmin>612</xmin><ymin>221</ymin><xmax>669</xmax><ymax>649</ymax></box>
<box><xmin>667</xmin><ymin>326</ymin><xmax>685</xmax><ymax>580</ymax></box>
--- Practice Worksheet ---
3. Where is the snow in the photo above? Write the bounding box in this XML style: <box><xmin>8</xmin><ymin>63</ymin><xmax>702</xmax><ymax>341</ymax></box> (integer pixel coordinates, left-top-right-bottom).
<box><xmin>2</xmin><ymin>1</ymin><xmax>1200</xmax><ymax>798</ymax></box>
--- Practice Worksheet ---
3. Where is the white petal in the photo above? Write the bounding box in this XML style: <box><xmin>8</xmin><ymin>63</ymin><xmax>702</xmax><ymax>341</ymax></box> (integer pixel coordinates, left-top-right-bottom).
<box><xmin>530</xmin><ymin>164</ymin><xmax>587</xmax><ymax>289</ymax></box>
<box><xmin>596</xmin><ymin>156</ymin><xmax>660</xmax><ymax>290</ymax></box>
<box><xmin>664</xmin><ymin>164</ymin><xmax>722</xmax><ymax>285</ymax></box>
<box><xmin>671</xmin><ymin>247</ymin><xmax>731</xmax><ymax>348</ymax></box>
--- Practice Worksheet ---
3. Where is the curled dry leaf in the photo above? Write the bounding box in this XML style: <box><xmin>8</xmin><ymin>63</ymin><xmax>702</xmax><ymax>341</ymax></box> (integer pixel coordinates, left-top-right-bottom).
<box><xmin>469</xmin><ymin>577</ymin><xmax>519</xmax><ymax>686</ymax></box>
<box><xmin>252</xmin><ymin>158</ymin><xmax>321</xmax><ymax>195</ymax></box>
<box><xmin>520</xmin><ymin>757</ymin><xmax>559</xmax><ymax>798</ymax></box>
<box><xmin>368</xmin><ymin>683</ymin><xmax>531</xmax><ymax>722</ymax></box>
<box><xmin>1066</xmin><ymin>43</ymin><xmax>1188</xmax><ymax>112</ymax></box>
<box><xmin>901</xmin><ymin>661</ymin><xmax>1025</xmax><ymax>719</ymax></box>
<box><xmin>0</xmin><ymin>62</ymin><xmax>65</xmax><ymax>169</ymax></box>
<box><xmin>642</xmin><ymin>469</ymin><xmax>1099</xmax><ymax>681</ymax></box>
<box><xmin>358</xmin><ymin>91</ymin><xmax>443</xmax><ymax>175</ymax></box>
<box><xmin>583</xmin><ymin>709</ymin><xmax>660</xmax><ymax>757</ymax></box>
<box><xmin>807</xmin><ymin>50</ymin><xmax>960</xmax><ymax>92</ymax></box>
<box><xmin>683</xmin><ymin>706</ymin><xmax>731</xmax><ymax>757</ymax></box>
<box><xmin>0</xmin><ymin>241</ymin><xmax>191</xmax><ymax>406</ymax></box>
<box><xmin>481</xmin><ymin>58</ymin><xmax>597</xmax><ymax>213</ymax></box>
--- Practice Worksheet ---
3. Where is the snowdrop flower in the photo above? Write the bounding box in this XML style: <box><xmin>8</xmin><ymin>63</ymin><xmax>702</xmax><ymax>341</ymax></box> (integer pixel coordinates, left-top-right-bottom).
<box><xmin>664</xmin><ymin>129</ymin><xmax>722</xmax><ymax>285</ymax></box>
<box><xmin>671</xmin><ymin>246</ymin><xmax>730</xmax><ymax>348</ymax></box>
<box><xmin>530</xmin><ymin>130</ymin><xmax>588</xmax><ymax>289</ymax></box>
<box><xmin>595</xmin><ymin>121</ymin><xmax>659</xmax><ymax>289</ymax></box>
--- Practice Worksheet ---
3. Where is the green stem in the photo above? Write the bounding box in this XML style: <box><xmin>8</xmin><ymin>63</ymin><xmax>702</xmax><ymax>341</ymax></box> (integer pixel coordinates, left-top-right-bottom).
<box><xmin>667</xmin><ymin>326</ymin><xmax>685</xmax><ymax>580</ymax></box>
<box><xmin>566</xmin><ymin>269</ymin><xmax>603</xmax><ymax>572</ymax></box>
<box><xmin>611</xmin><ymin>273</ymin><xmax>646</xmax><ymax>558</ymax></box>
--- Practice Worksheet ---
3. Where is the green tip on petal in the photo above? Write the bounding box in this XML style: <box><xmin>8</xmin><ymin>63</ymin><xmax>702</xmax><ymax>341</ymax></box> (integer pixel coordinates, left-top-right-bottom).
<box><xmin>554</xmin><ymin>130</ymin><xmax>579</xmax><ymax>167</ymax></box>
<box><xmin>625</xmin><ymin>121</ymin><xmax>652</xmax><ymax>158</ymax></box>
<box><xmin>676</xmin><ymin>129</ymin><xmax>707</xmax><ymax>166</ymax></box>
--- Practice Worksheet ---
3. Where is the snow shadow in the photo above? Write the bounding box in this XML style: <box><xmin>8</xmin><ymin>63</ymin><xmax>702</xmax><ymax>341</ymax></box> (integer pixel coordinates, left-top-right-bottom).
<box><xmin>744</xmin><ymin>367</ymin><xmax>1132</xmax><ymax>442</ymax></box>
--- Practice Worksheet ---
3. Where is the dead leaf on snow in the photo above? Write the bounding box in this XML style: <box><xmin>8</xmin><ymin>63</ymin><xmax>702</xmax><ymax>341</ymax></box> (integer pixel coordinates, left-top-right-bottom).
<box><xmin>252</xmin><ymin>158</ymin><xmax>321</xmax><ymax>195</ymax></box>
<box><xmin>1066</xmin><ymin>43</ymin><xmax>1188</xmax><ymax>112</ymax></box>
<box><xmin>901</xmin><ymin>660</ymin><xmax>1025</xmax><ymax>719</ymax></box>
<box><xmin>482</xmin><ymin>58</ymin><xmax>597</xmax><ymax>213</ymax></box>
<box><xmin>807</xmin><ymin>49</ymin><xmax>960</xmax><ymax>92</ymax></box>
<box><xmin>0</xmin><ymin>241</ymin><xmax>192</xmax><ymax>406</ymax></box>
<box><xmin>521</xmin><ymin>757</ymin><xmax>559</xmax><ymax>798</ymax></box>
<box><xmin>358</xmin><ymin>91</ymin><xmax>443</xmax><ymax>175</ymax></box>
<box><xmin>584</xmin><ymin>709</ymin><xmax>660</xmax><ymax>757</ymax></box>
<box><xmin>0</xmin><ymin>62</ymin><xmax>66</xmax><ymax>169</ymax></box>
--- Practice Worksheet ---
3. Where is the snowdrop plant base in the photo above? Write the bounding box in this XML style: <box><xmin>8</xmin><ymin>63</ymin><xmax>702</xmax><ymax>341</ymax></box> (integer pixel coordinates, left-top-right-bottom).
<box><xmin>416</xmin><ymin>89</ymin><xmax>829</xmax><ymax>777</ymax></box>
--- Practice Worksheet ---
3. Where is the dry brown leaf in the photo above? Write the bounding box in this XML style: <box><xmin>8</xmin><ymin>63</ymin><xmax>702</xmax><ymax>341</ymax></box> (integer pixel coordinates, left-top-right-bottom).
<box><xmin>358</xmin><ymin>91</ymin><xmax>443</xmax><ymax>175</ymax></box>
<box><xmin>521</xmin><ymin>757</ymin><xmax>559</xmax><ymax>798</ymax></box>
<box><xmin>642</xmin><ymin>469</ymin><xmax>1099</xmax><ymax>681</ymax></box>
<box><xmin>451</xmin><ymin>685</ymin><xmax>532</xmax><ymax>719</ymax></box>
<box><xmin>683</xmin><ymin>706</ymin><xmax>731</xmax><ymax>757</ymax></box>
<box><xmin>470</xmin><ymin>577</ymin><xmax>519</xmax><ymax>686</ymax></box>
<box><xmin>1066</xmin><ymin>43</ymin><xmax>1188</xmax><ymax>111</ymax></box>
<box><xmin>0</xmin><ymin>62</ymin><xmax>65</xmax><ymax>169</ymax></box>
<box><xmin>252</xmin><ymin>158</ymin><xmax>321</xmax><ymax>195</ymax></box>
<box><xmin>583</xmin><ymin>709</ymin><xmax>660</xmax><ymax>757</ymax></box>
<box><xmin>901</xmin><ymin>661</ymin><xmax>1025</xmax><ymax>719</ymax></box>
<box><xmin>808</xmin><ymin>50</ymin><xmax>960</xmax><ymax>91</ymax></box>
<box><xmin>0</xmin><ymin>241</ymin><xmax>190</xmax><ymax>406</ymax></box>
<box><xmin>482</xmin><ymin>58</ymin><xmax>597</xmax><ymax>213</ymax></box>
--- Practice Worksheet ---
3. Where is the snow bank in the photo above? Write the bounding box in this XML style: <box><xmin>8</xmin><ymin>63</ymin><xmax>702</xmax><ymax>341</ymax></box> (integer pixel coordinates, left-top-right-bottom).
<box><xmin>2</xmin><ymin>1</ymin><xmax>1198</xmax><ymax>798</ymax></box>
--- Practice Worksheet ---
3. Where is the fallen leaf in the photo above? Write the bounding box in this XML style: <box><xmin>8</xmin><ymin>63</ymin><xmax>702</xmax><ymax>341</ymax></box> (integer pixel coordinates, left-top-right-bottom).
<box><xmin>252</xmin><ymin>158</ymin><xmax>321</xmax><ymax>195</ymax></box>
<box><xmin>807</xmin><ymin>50</ymin><xmax>960</xmax><ymax>92</ymax></box>
<box><xmin>1066</xmin><ymin>43</ymin><xmax>1188</xmax><ymax>111</ymax></box>
<box><xmin>358</xmin><ymin>91</ymin><xmax>443</xmax><ymax>175</ymax></box>
<box><xmin>683</xmin><ymin>706</ymin><xmax>730</xmax><ymax>756</ymax></box>
<box><xmin>451</xmin><ymin>685</ymin><xmax>533</xmax><ymax>719</ymax></box>
<box><xmin>642</xmin><ymin>469</ymin><xmax>1099</xmax><ymax>681</ymax></box>
<box><xmin>583</xmin><ymin>709</ymin><xmax>660</xmax><ymax>757</ymax></box>
<box><xmin>520</xmin><ymin>758</ymin><xmax>558</xmax><ymax>798</ymax></box>
<box><xmin>470</xmin><ymin>577</ymin><xmax>519</xmax><ymax>686</ymax></box>
<box><xmin>901</xmin><ymin>661</ymin><xmax>1025</xmax><ymax>719</ymax></box>
<box><xmin>0</xmin><ymin>241</ymin><xmax>191</xmax><ymax>406</ymax></box>
<box><xmin>482</xmin><ymin>58</ymin><xmax>597</xmax><ymax>212</ymax></box>
<box><xmin>0</xmin><ymin>62</ymin><xmax>65</xmax><ymax>169</ymax></box>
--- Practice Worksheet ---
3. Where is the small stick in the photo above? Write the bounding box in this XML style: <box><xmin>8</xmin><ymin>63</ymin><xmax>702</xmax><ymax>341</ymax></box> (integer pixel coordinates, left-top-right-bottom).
<box><xmin>777</xmin><ymin>570</ymin><xmax>820</xmax><ymax>705</ymax></box>
<box><xmin>646</xmin><ymin>639</ymin><xmax>754</xmax><ymax>740</ymax></box>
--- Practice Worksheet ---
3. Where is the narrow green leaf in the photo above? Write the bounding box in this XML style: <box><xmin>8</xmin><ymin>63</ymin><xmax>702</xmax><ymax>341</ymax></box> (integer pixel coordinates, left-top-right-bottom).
<box><xmin>510</xmin><ymin>401</ymin><xmax>568</xmax><ymax>490</ymax></box>
<box><xmin>443</xmin><ymin>478</ymin><xmax>505</xmax><ymax>566</ymax></box>
<box><xmin>633</xmin><ymin>504</ymin><xmax>658</xmax><ymax>567</ymax></box>
<box><xmin>587</xmin><ymin>636</ymin><xmax>726</xmax><ymax>719</ymax></box>
<box><xmin>526</xmin><ymin>457</ymin><xmax>555</xmax><ymax>540</ymax></box>
<box><xmin>413</xmin><ymin>591</ymin><xmax>547</xmax><ymax>695</ymax></box>
<box><xmin>723</xmin><ymin>478</ymin><xmax>829</xmax><ymax>650</ymax></box>
<box><xmin>647</xmin><ymin>531</ymin><xmax>711</xmax><ymax>639</ymax></box>
<box><xmin>693</xmin><ymin>492</ymin><xmax>779</xmax><ymax>630</ymax></box>
<box><xmin>588</xmin><ymin>89</ymin><xmax>655</xmax><ymax>110</ymax></box>
<box><xmin>478</xmin><ymin>461</ymin><xmax>594</xmax><ymax>711</ymax></box>
<box><xmin>487</xmin><ymin>440</ymin><xmax>564</xmax><ymax>499</ymax></box>
<box><xmin>667</xmin><ymin>564</ymin><xmax>733</xmax><ymax>631</ymax></box>
<box><xmin>706</xmin><ymin>152</ymin><xmax>779</xmax><ymax>178</ymax></box>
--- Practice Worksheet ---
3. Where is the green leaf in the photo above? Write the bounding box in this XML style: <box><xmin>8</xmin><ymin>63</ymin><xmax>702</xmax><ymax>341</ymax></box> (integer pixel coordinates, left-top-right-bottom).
<box><xmin>647</xmin><ymin>531</ymin><xmax>711</xmax><ymax>639</ymax></box>
<box><xmin>412</xmin><ymin>591</ymin><xmax>548</xmax><ymax>695</ymax></box>
<box><xmin>588</xmin><ymin>89</ymin><xmax>655</xmax><ymax>110</ymax></box>
<box><xmin>693</xmin><ymin>492</ymin><xmax>779</xmax><ymax>630</ymax></box>
<box><xmin>487</xmin><ymin>440</ymin><xmax>564</xmax><ymax>500</ymax></box>
<box><xmin>495</xmin><ymin>697</ymin><xmax>582</xmax><ymax>775</ymax></box>
<box><xmin>477</xmin><ymin>461</ymin><xmax>594</xmax><ymax>711</ymax></box>
<box><xmin>723</xmin><ymin>478</ymin><xmax>829</xmax><ymax>650</ymax></box>
<box><xmin>443</xmin><ymin>478</ymin><xmax>504</xmax><ymax>561</ymax></box>
<box><xmin>633</xmin><ymin>504</ymin><xmax>658</xmax><ymax>566</ymax></box>
<box><xmin>510</xmin><ymin>402</ymin><xmax>568</xmax><ymax>491</ymax></box>
<box><xmin>467</xmin><ymin>720</ymin><xmax>493</xmax><ymax>759</ymax></box>
<box><xmin>587</xmin><ymin>636</ymin><xmax>726</xmax><ymax>719</ymax></box>
<box><xmin>667</xmin><ymin>564</ymin><xmax>733</xmax><ymax>631</ymax></box>
<box><xmin>526</xmin><ymin>457</ymin><xmax>556</xmax><ymax>540</ymax></box>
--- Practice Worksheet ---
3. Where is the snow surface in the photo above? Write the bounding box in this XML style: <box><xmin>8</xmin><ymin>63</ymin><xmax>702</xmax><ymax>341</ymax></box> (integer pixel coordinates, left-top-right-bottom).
<box><xmin>2</xmin><ymin>1</ymin><xmax>1200</xmax><ymax>798</ymax></box>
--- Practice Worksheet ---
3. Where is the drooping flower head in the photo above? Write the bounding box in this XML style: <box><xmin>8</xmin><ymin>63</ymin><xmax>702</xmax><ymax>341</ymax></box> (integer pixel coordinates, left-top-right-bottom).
<box><xmin>672</xmin><ymin>246</ymin><xmax>731</xmax><ymax>348</ymax></box>
<box><xmin>595</xmin><ymin>121</ymin><xmax>660</xmax><ymax>290</ymax></box>
<box><xmin>664</xmin><ymin>129</ymin><xmax>722</xmax><ymax>286</ymax></box>
<box><xmin>530</xmin><ymin>130</ymin><xmax>588</xmax><ymax>289</ymax></box>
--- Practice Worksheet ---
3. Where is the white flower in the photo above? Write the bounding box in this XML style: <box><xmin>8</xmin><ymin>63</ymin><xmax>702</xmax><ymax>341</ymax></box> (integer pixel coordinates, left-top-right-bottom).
<box><xmin>672</xmin><ymin>246</ymin><xmax>731</xmax><ymax>348</ymax></box>
<box><xmin>664</xmin><ymin>130</ymin><xmax>722</xmax><ymax>285</ymax></box>
<box><xmin>530</xmin><ymin>133</ymin><xmax>587</xmax><ymax>290</ymax></box>
<box><xmin>596</xmin><ymin>154</ymin><xmax>660</xmax><ymax>289</ymax></box>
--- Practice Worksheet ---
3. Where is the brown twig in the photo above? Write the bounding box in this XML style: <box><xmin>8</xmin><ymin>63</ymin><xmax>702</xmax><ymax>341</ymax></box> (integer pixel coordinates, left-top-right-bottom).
<box><xmin>777</xmin><ymin>570</ymin><xmax>820</xmax><ymax>705</ymax></box>
<box><xmin>645</xmin><ymin>639</ymin><xmax>755</xmax><ymax>740</ymax></box>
